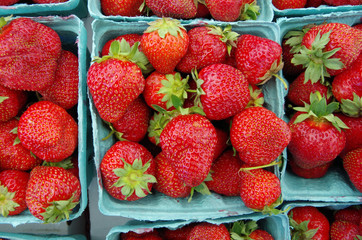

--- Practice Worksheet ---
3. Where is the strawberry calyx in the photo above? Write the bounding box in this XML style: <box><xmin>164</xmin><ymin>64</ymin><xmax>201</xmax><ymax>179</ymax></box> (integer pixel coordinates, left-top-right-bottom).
<box><xmin>0</xmin><ymin>96</ymin><xmax>9</xmax><ymax>103</ymax></box>
<box><xmin>259</xmin><ymin>58</ymin><xmax>287</xmax><ymax>90</ymax></box>
<box><xmin>230</xmin><ymin>220</ymin><xmax>258</xmax><ymax>240</ymax></box>
<box><xmin>148</xmin><ymin>110</ymin><xmax>172</xmax><ymax>146</ymax></box>
<box><xmin>239</xmin><ymin>1</ymin><xmax>260</xmax><ymax>21</ymax></box>
<box><xmin>0</xmin><ymin>185</ymin><xmax>20</xmax><ymax>217</ymax></box>
<box><xmin>93</xmin><ymin>39</ymin><xmax>149</xmax><ymax>71</ymax></box>
<box><xmin>291</xmin><ymin>30</ymin><xmax>344</xmax><ymax>84</ymax></box>
<box><xmin>252</xmin><ymin>196</ymin><xmax>284</xmax><ymax>216</ymax></box>
<box><xmin>284</xmin><ymin>25</ymin><xmax>314</xmax><ymax>54</ymax></box>
<box><xmin>144</xmin><ymin>17</ymin><xmax>187</xmax><ymax>39</ymax></box>
<box><xmin>289</xmin><ymin>212</ymin><xmax>319</xmax><ymax>240</ymax></box>
<box><xmin>293</xmin><ymin>91</ymin><xmax>349</xmax><ymax>132</ymax></box>
<box><xmin>207</xmin><ymin>25</ymin><xmax>239</xmax><ymax>55</ymax></box>
<box><xmin>112</xmin><ymin>158</ymin><xmax>157</xmax><ymax>199</ymax></box>
<box><xmin>41</xmin><ymin>193</ymin><xmax>79</xmax><ymax>224</ymax></box>
<box><xmin>42</xmin><ymin>157</ymin><xmax>74</xmax><ymax>170</ymax></box>
<box><xmin>246</xmin><ymin>85</ymin><xmax>264</xmax><ymax>108</ymax></box>
<box><xmin>102</xmin><ymin>122</ymin><xmax>126</xmax><ymax>141</ymax></box>
<box><xmin>0</xmin><ymin>16</ymin><xmax>11</xmax><ymax>31</ymax></box>
<box><xmin>188</xmin><ymin>173</ymin><xmax>212</xmax><ymax>202</ymax></box>
<box><xmin>340</xmin><ymin>93</ymin><xmax>362</xmax><ymax>117</ymax></box>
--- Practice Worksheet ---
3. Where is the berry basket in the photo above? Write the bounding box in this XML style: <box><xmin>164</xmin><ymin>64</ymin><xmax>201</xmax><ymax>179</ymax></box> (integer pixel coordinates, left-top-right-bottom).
<box><xmin>89</xmin><ymin>18</ymin><xmax>287</xmax><ymax>221</ymax></box>
<box><xmin>0</xmin><ymin>0</ymin><xmax>88</xmax><ymax>18</ymax></box>
<box><xmin>272</xmin><ymin>1</ymin><xmax>362</xmax><ymax>17</ymax></box>
<box><xmin>88</xmin><ymin>0</ymin><xmax>274</xmax><ymax>22</ymax></box>
<box><xmin>0</xmin><ymin>15</ymin><xmax>91</xmax><ymax>226</ymax></box>
<box><xmin>105</xmin><ymin>212</ymin><xmax>289</xmax><ymax>240</ymax></box>
<box><xmin>277</xmin><ymin>11</ymin><xmax>362</xmax><ymax>203</ymax></box>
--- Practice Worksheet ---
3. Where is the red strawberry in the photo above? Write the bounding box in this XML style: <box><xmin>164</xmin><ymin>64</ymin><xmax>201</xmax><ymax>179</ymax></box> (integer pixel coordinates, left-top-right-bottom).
<box><xmin>0</xmin><ymin>84</ymin><xmax>27</xmax><ymax>122</ymax></box>
<box><xmin>187</xmin><ymin>222</ymin><xmax>230</xmax><ymax>240</ymax></box>
<box><xmin>195</xmin><ymin>63</ymin><xmax>250</xmax><ymax>120</ymax></box>
<box><xmin>354</xmin><ymin>23</ymin><xmax>362</xmax><ymax>31</ymax></box>
<box><xmin>288</xmin><ymin>206</ymin><xmax>330</xmax><ymax>240</ymax></box>
<box><xmin>121</xmin><ymin>230</ymin><xmax>162</xmax><ymax>240</ymax></box>
<box><xmin>141</xmin><ymin>18</ymin><xmax>189</xmax><ymax>74</ymax></box>
<box><xmin>18</xmin><ymin>101</ymin><xmax>78</xmax><ymax>162</ymax></box>
<box><xmin>230</xmin><ymin>221</ymin><xmax>274</xmax><ymax>240</ymax></box>
<box><xmin>249</xmin><ymin>229</ymin><xmax>274</xmax><ymax>240</ymax></box>
<box><xmin>292</xmin><ymin>22</ymin><xmax>362</xmax><ymax>83</ymax></box>
<box><xmin>195</xmin><ymin>2</ymin><xmax>211</xmax><ymax>18</ymax></box>
<box><xmin>101</xmin><ymin>34</ymin><xmax>142</xmax><ymax>56</ymax></box>
<box><xmin>287</xmin><ymin>92</ymin><xmax>347</xmax><ymax>169</ymax></box>
<box><xmin>324</xmin><ymin>0</ymin><xmax>362</xmax><ymax>5</ymax></box>
<box><xmin>0</xmin><ymin>169</ymin><xmax>29</xmax><ymax>216</ymax></box>
<box><xmin>161</xmin><ymin>223</ymin><xmax>197</xmax><ymax>240</ymax></box>
<box><xmin>230</xmin><ymin>106</ymin><xmax>291</xmax><ymax>167</ymax></box>
<box><xmin>305</xmin><ymin>0</ymin><xmax>324</xmax><ymax>7</ymax></box>
<box><xmin>176</xmin><ymin>25</ymin><xmax>238</xmax><ymax>74</ymax></box>
<box><xmin>0</xmin><ymin>0</ymin><xmax>19</xmax><ymax>5</ymax></box>
<box><xmin>38</xmin><ymin>50</ymin><xmax>79</xmax><ymax>110</ymax></box>
<box><xmin>287</xmin><ymin>72</ymin><xmax>331</xmax><ymax>107</ymax></box>
<box><xmin>26</xmin><ymin>166</ymin><xmax>81</xmax><ymax>223</ymax></box>
<box><xmin>159</xmin><ymin>113</ymin><xmax>217</xmax><ymax>187</ymax></box>
<box><xmin>100</xmin><ymin>141</ymin><xmax>156</xmax><ymax>201</ymax></box>
<box><xmin>153</xmin><ymin>151</ymin><xmax>192</xmax><ymax>198</ymax></box>
<box><xmin>87</xmin><ymin>39</ymin><xmax>146</xmax><ymax>123</ymax></box>
<box><xmin>334</xmin><ymin>206</ymin><xmax>361</xmax><ymax>226</ymax></box>
<box><xmin>213</xmin><ymin>128</ymin><xmax>228</xmax><ymax>160</ymax></box>
<box><xmin>42</xmin><ymin>155</ymin><xmax>79</xmax><ymax>180</ymax></box>
<box><xmin>0</xmin><ymin>17</ymin><xmax>61</xmax><ymax>91</ymax></box>
<box><xmin>239</xmin><ymin>166</ymin><xmax>281</xmax><ymax>212</ymax></box>
<box><xmin>343</xmin><ymin>148</ymin><xmax>362</xmax><ymax>192</ymax></box>
<box><xmin>206</xmin><ymin>150</ymin><xmax>242</xmax><ymax>196</ymax></box>
<box><xmin>143</xmin><ymin>71</ymin><xmax>189</xmax><ymax>111</ymax></box>
<box><xmin>109</xmin><ymin>97</ymin><xmax>151</xmax><ymax>142</ymax></box>
<box><xmin>272</xmin><ymin>0</ymin><xmax>307</xmax><ymax>9</ymax></box>
<box><xmin>101</xmin><ymin>0</ymin><xmax>144</xmax><ymax>16</ymax></box>
<box><xmin>330</xmin><ymin>220</ymin><xmax>360</xmax><ymax>240</ymax></box>
<box><xmin>145</xmin><ymin>0</ymin><xmax>198</xmax><ymax>19</ymax></box>
<box><xmin>335</xmin><ymin>113</ymin><xmax>362</xmax><ymax>158</ymax></box>
<box><xmin>288</xmin><ymin>154</ymin><xmax>332</xmax><ymax>179</ymax></box>
<box><xmin>235</xmin><ymin>34</ymin><xmax>284</xmax><ymax>86</ymax></box>
<box><xmin>0</xmin><ymin>119</ymin><xmax>43</xmax><ymax>171</ymax></box>
<box><xmin>205</xmin><ymin>0</ymin><xmax>260</xmax><ymax>21</ymax></box>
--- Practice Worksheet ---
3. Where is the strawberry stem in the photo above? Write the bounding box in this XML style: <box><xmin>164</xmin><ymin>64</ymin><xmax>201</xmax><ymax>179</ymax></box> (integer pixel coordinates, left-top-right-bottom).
<box><xmin>41</xmin><ymin>193</ymin><xmax>79</xmax><ymax>223</ymax></box>
<box><xmin>0</xmin><ymin>186</ymin><xmax>20</xmax><ymax>217</ymax></box>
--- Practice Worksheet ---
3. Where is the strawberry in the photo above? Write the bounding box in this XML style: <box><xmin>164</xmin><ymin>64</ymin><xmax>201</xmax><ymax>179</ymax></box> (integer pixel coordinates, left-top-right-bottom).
<box><xmin>0</xmin><ymin>0</ymin><xmax>19</xmax><ymax>5</ymax></box>
<box><xmin>100</xmin><ymin>141</ymin><xmax>156</xmax><ymax>201</ymax></box>
<box><xmin>324</xmin><ymin>0</ymin><xmax>362</xmax><ymax>5</ymax></box>
<box><xmin>145</xmin><ymin>0</ymin><xmax>198</xmax><ymax>19</ymax></box>
<box><xmin>288</xmin><ymin>206</ymin><xmax>330</xmax><ymax>240</ymax></box>
<box><xmin>159</xmin><ymin>113</ymin><xmax>217</xmax><ymax>187</ymax></box>
<box><xmin>87</xmin><ymin>39</ymin><xmax>147</xmax><ymax>123</ymax></box>
<box><xmin>354</xmin><ymin>23</ymin><xmax>362</xmax><ymax>31</ymax></box>
<box><xmin>161</xmin><ymin>223</ymin><xmax>196</xmax><ymax>240</ymax></box>
<box><xmin>206</xmin><ymin>150</ymin><xmax>242</xmax><ymax>196</ymax></box>
<box><xmin>187</xmin><ymin>222</ymin><xmax>230</xmax><ymax>240</ymax></box>
<box><xmin>0</xmin><ymin>169</ymin><xmax>29</xmax><ymax>216</ymax></box>
<box><xmin>213</xmin><ymin>128</ymin><xmax>228</xmax><ymax>160</ymax></box>
<box><xmin>121</xmin><ymin>230</ymin><xmax>162</xmax><ymax>240</ymax></box>
<box><xmin>249</xmin><ymin>229</ymin><xmax>274</xmax><ymax>240</ymax></box>
<box><xmin>0</xmin><ymin>17</ymin><xmax>61</xmax><ymax>91</ymax></box>
<box><xmin>230</xmin><ymin>221</ymin><xmax>274</xmax><ymax>240</ymax></box>
<box><xmin>288</xmin><ymin>154</ymin><xmax>333</xmax><ymax>179</ymax></box>
<box><xmin>235</xmin><ymin>34</ymin><xmax>284</xmax><ymax>87</ymax></box>
<box><xmin>292</xmin><ymin>22</ymin><xmax>362</xmax><ymax>84</ymax></box>
<box><xmin>332</xmin><ymin>53</ymin><xmax>362</xmax><ymax>117</ymax></box>
<box><xmin>195</xmin><ymin>2</ymin><xmax>211</xmax><ymax>18</ymax></box>
<box><xmin>26</xmin><ymin>166</ymin><xmax>81</xmax><ymax>223</ymax></box>
<box><xmin>0</xmin><ymin>84</ymin><xmax>27</xmax><ymax>122</ymax></box>
<box><xmin>101</xmin><ymin>0</ymin><xmax>144</xmax><ymax>16</ymax></box>
<box><xmin>334</xmin><ymin>206</ymin><xmax>361</xmax><ymax>226</ymax></box>
<box><xmin>287</xmin><ymin>72</ymin><xmax>331</xmax><ymax>107</ymax></box>
<box><xmin>18</xmin><ymin>101</ymin><xmax>78</xmax><ymax>162</ymax></box>
<box><xmin>0</xmin><ymin>118</ymin><xmax>43</xmax><ymax>171</ymax></box>
<box><xmin>230</xmin><ymin>106</ymin><xmax>291</xmax><ymax>167</ymax></box>
<box><xmin>107</xmin><ymin>97</ymin><xmax>151</xmax><ymax>142</ymax></box>
<box><xmin>305</xmin><ymin>0</ymin><xmax>324</xmax><ymax>7</ymax></box>
<box><xmin>287</xmin><ymin>92</ymin><xmax>347</xmax><ymax>169</ymax></box>
<box><xmin>143</xmin><ymin>71</ymin><xmax>189</xmax><ymax>111</ymax></box>
<box><xmin>343</xmin><ymin>148</ymin><xmax>362</xmax><ymax>192</ymax></box>
<box><xmin>153</xmin><ymin>151</ymin><xmax>192</xmax><ymax>198</ymax></box>
<box><xmin>330</xmin><ymin>220</ymin><xmax>360</xmax><ymax>240</ymax></box>
<box><xmin>194</xmin><ymin>63</ymin><xmax>250</xmax><ymax>120</ymax></box>
<box><xmin>101</xmin><ymin>34</ymin><xmax>142</xmax><ymax>57</ymax></box>
<box><xmin>239</xmin><ymin>166</ymin><xmax>281</xmax><ymax>212</ymax></box>
<box><xmin>272</xmin><ymin>0</ymin><xmax>307</xmax><ymax>10</ymax></box>
<box><xmin>42</xmin><ymin>155</ymin><xmax>79</xmax><ymax>180</ymax></box>
<box><xmin>38</xmin><ymin>50</ymin><xmax>79</xmax><ymax>110</ymax></box>
<box><xmin>141</xmin><ymin>18</ymin><xmax>189</xmax><ymax>74</ymax></box>
<box><xmin>335</xmin><ymin>113</ymin><xmax>362</xmax><ymax>158</ymax></box>
<box><xmin>176</xmin><ymin>25</ymin><xmax>238</xmax><ymax>74</ymax></box>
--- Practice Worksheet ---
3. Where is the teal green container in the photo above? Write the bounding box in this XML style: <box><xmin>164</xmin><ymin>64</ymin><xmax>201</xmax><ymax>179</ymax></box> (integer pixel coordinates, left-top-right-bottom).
<box><xmin>88</xmin><ymin>0</ymin><xmax>274</xmax><ymax>22</ymax></box>
<box><xmin>89</xmin><ymin>18</ymin><xmax>287</xmax><ymax>221</ymax></box>
<box><xmin>277</xmin><ymin>11</ymin><xmax>362</xmax><ymax>203</ymax></box>
<box><xmin>0</xmin><ymin>15</ymin><xmax>91</xmax><ymax>226</ymax></box>
<box><xmin>0</xmin><ymin>0</ymin><xmax>88</xmax><ymax>18</ymax></box>
<box><xmin>106</xmin><ymin>213</ymin><xmax>289</xmax><ymax>240</ymax></box>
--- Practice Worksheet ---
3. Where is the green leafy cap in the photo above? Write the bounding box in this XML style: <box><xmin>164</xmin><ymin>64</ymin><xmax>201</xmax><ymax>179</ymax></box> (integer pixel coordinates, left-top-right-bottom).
<box><xmin>144</xmin><ymin>17</ymin><xmax>186</xmax><ymax>39</ymax></box>
<box><xmin>289</xmin><ymin>212</ymin><xmax>319</xmax><ymax>240</ymax></box>
<box><xmin>0</xmin><ymin>16</ymin><xmax>11</xmax><ymax>30</ymax></box>
<box><xmin>230</xmin><ymin>220</ymin><xmax>258</xmax><ymax>240</ymax></box>
<box><xmin>43</xmin><ymin>157</ymin><xmax>74</xmax><ymax>170</ymax></box>
<box><xmin>112</xmin><ymin>158</ymin><xmax>157</xmax><ymax>200</ymax></box>
<box><xmin>340</xmin><ymin>93</ymin><xmax>362</xmax><ymax>117</ymax></box>
<box><xmin>0</xmin><ymin>185</ymin><xmax>20</xmax><ymax>217</ymax></box>
<box><xmin>239</xmin><ymin>1</ymin><xmax>260</xmax><ymax>21</ymax></box>
<box><xmin>291</xmin><ymin>30</ymin><xmax>344</xmax><ymax>84</ymax></box>
<box><xmin>207</xmin><ymin>25</ymin><xmax>239</xmax><ymax>55</ymax></box>
<box><xmin>41</xmin><ymin>193</ymin><xmax>79</xmax><ymax>223</ymax></box>
<box><xmin>293</xmin><ymin>91</ymin><xmax>349</xmax><ymax>132</ymax></box>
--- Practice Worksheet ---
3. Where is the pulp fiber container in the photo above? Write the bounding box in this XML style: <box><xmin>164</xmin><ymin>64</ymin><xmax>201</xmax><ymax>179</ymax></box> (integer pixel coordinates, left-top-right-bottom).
<box><xmin>106</xmin><ymin>213</ymin><xmax>289</xmax><ymax>240</ymax></box>
<box><xmin>89</xmin><ymin>18</ymin><xmax>286</xmax><ymax>221</ymax></box>
<box><xmin>88</xmin><ymin>0</ymin><xmax>274</xmax><ymax>22</ymax></box>
<box><xmin>0</xmin><ymin>0</ymin><xmax>88</xmax><ymax>18</ymax></box>
<box><xmin>0</xmin><ymin>233</ymin><xmax>87</xmax><ymax>240</ymax></box>
<box><xmin>272</xmin><ymin>2</ymin><xmax>362</xmax><ymax>17</ymax></box>
<box><xmin>277</xmin><ymin>11</ymin><xmax>362</xmax><ymax>203</ymax></box>
<box><xmin>0</xmin><ymin>15</ymin><xmax>91</xmax><ymax>226</ymax></box>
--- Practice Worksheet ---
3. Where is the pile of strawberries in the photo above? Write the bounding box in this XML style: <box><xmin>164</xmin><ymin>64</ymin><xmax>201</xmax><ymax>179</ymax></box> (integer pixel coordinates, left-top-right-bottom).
<box><xmin>0</xmin><ymin>16</ymin><xmax>81</xmax><ymax>223</ymax></box>
<box><xmin>100</xmin><ymin>0</ymin><xmax>261</xmax><ymax>22</ymax></box>
<box><xmin>272</xmin><ymin>0</ymin><xmax>362</xmax><ymax>10</ymax></box>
